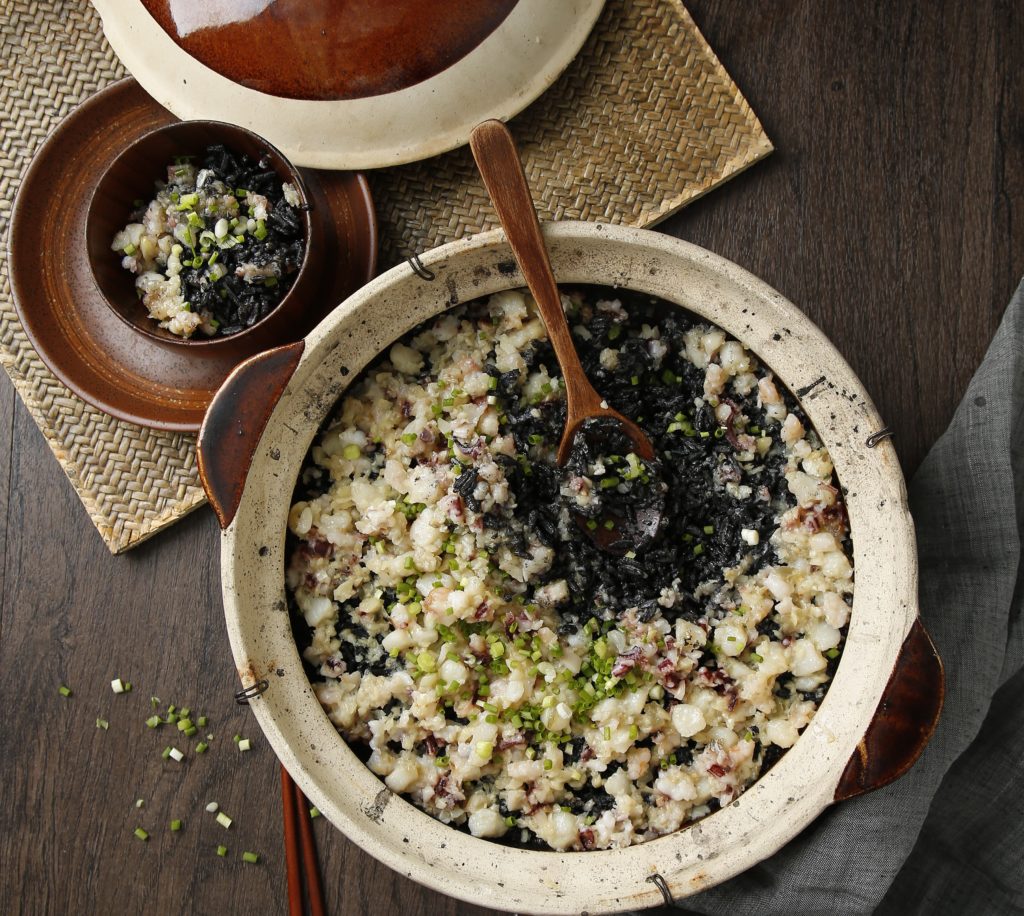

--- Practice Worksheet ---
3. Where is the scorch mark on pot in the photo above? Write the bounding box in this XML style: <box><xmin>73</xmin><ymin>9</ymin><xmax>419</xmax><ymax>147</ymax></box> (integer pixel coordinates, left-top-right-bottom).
<box><xmin>363</xmin><ymin>787</ymin><xmax>392</xmax><ymax>823</ymax></box>
<box><xmin>796</xmin><ymin>376</ymin><xmax>826</xmax><ymax>398</ymax></box>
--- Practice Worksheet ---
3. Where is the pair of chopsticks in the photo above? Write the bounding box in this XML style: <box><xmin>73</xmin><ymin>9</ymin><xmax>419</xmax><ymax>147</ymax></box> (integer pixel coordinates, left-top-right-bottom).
<box><xmin>281</xmin><ymin>765</ymin><xmax>326</xmax><ymax>916</ymax></box>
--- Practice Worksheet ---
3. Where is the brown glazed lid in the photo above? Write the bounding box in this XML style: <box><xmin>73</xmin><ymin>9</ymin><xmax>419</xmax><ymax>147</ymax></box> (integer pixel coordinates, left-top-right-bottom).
<box><xmin>8</xmin><ymin>77</ymin><xmax>377</xmax><ymax>432</ymax></box>
<box><xmin>140</xmin><ymin>0</ymin><xmax>518</xmax><ymax>101</ymax></box>
<box><xmin>93</xmin><ymin>0</ymin><xmax>606</xmax><ymax>169</ymax></box>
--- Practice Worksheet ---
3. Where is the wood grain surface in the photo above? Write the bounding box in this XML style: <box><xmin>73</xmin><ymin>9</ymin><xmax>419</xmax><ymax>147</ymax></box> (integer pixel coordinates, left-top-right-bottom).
<box><xmin>1</xmin><ymin>2</ymin><xmax>1021</xmax><ymax>914</ymax></box>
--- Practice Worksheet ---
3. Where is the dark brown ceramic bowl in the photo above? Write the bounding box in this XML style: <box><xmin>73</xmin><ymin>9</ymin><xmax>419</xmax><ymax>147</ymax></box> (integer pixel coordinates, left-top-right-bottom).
<box><xmin>86</xmin><ymin>120</ymin><xmax>321</xmax><ymax>354</ymax></box>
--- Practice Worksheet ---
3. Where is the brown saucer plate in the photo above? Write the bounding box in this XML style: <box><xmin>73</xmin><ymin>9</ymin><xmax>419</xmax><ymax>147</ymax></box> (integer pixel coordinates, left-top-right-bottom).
<box><xmin>8</xmin><ymin>77</ymin><xmax>377</xmax><ymax>432</ymax></box>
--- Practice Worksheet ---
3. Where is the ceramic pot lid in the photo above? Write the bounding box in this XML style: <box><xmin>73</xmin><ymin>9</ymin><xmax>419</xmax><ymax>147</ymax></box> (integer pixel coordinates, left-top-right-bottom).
<box><xmin>92</xmin><ymin>0</ymin><xmax>605</xmax><ymax>169</ymax></box>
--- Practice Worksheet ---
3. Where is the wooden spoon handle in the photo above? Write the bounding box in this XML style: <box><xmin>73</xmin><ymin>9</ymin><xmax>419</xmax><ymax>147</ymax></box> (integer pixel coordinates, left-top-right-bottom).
<box><xmin>469</xmin><ymin>120</ymin><xmax>602</xmax><ymax>416</ymax></box>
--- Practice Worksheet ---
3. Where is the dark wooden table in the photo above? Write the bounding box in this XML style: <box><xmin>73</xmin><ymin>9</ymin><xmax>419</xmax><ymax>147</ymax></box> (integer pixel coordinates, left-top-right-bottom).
<box><xmin>2</xmin><ymin>2</ymin><xmax>1021</xmax><ymax>913</ymax></box>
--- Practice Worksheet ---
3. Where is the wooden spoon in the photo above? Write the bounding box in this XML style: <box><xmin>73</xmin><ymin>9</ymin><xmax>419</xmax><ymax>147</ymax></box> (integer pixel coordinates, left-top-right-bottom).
<box><xmin>470</xmin><ymin>120</ymin><xmax>661</xmax><ymax>554</ymax></box>
<box><xmin>469</xmin><ymin>120</ymin><xmax>655</xmax><ymax>467</ymax></box>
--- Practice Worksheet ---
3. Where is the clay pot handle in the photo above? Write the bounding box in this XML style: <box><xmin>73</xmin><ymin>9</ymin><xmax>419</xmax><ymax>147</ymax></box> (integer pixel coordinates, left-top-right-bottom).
<box><xmin>833</xmin><ymin>617</ymin><xmax>944</xmax><ymax>801</ymax></box>
<box><xmin>197</xmin><ymin>341</ymin><xmax>304</xmax><ymax>529</ymax></box>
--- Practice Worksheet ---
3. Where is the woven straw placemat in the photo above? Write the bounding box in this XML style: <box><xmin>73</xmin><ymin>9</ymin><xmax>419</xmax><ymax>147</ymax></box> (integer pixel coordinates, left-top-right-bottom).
<box><xmin>0</xmin><ymin>0</ymin><xmax>771</xmax><ymax>554</ymax></box>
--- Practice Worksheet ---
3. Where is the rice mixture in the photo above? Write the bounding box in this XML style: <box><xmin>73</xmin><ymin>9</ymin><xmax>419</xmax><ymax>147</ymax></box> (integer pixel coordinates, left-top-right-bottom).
<box><xmin>111</xmin><ymin>144</ymin><xmax>305</xmax><ymax>339</ymax></box>
<box><xmin>286</xmin><ymin>288</ymin><xmax>853</xmax><ymax>851</ymax></box>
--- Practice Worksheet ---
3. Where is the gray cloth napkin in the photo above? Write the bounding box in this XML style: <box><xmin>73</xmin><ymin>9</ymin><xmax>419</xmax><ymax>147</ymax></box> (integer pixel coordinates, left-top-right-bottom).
<box><xmin>674</xmin><ymin>280</ymin><xmax>1024</xmax><ymax>916</ymax></box>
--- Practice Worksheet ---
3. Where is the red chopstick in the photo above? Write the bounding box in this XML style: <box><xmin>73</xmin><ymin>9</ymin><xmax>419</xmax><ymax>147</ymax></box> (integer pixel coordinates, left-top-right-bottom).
<box><xmin>281</xmin><ymin>766</ymin><xmax>303</xmax><ymax>916</ymax></box>
<box><xmin>293</xmin><ymin>778</ymin><xmax>326</xmax><ymax>916</ymax></box>
<box><xmin>281</xmin><ymin>765</ymin><xmax>326</xmax><ymax>916</ymax></box>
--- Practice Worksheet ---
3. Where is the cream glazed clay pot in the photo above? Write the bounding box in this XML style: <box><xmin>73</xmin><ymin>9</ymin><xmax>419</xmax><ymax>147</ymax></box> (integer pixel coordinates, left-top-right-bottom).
<box><xmin>198</xmin><ymin>222</ymin><xmax>942</xmax><ymax>914</ymax></box>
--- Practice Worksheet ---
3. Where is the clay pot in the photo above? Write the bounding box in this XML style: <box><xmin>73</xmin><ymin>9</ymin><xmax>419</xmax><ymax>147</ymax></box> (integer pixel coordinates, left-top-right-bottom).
<box><xmin>198</xmin><ymin>222</ymin><xmax>942</xmax><ymax>913</ymax></box>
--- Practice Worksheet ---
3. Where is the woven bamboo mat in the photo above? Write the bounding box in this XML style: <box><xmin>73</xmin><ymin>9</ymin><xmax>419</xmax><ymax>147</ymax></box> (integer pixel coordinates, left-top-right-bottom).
<box><xmin>0</xmin><ymin>0</ymin><xmax>771</xmax><ymax>554</ymax></box>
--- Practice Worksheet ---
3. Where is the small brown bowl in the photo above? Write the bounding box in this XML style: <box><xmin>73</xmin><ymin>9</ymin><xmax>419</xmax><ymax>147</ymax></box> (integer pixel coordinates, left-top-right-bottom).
<box><xmin>86</xmin><ymin>119</ymin><xmax>321</xmax><ymax>355</ymax></box>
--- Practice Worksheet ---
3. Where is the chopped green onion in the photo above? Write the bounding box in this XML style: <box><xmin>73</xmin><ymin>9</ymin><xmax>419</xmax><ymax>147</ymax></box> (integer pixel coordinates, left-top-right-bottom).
<box><xmin>474</xmin><ymin>741</ymin><xmax>494</xmax><ymax>759</ymax></box>
<box><xmin>693</xmin><ymin>544</ymin><xmax>704</xmax><ymax>556</ymax></box>
<box><xmin>216</xmin><ymin>812</ymin><xmax>232</xmax><ymax>829</ymax></box>
<box><xmin>134</xmin><ymin>828</ymin><xmax>149</xmax><ymax>842</ymax></box>
<box><xmin>161</xmin><ymin>747</ymin><xmax>172</xmax><ymax>760</ymax></box>
<box><xmin>110</xmin><ymin>678</ymin><xmax>127</xmax><ymax>694</ymax></box>
<box><xmin>58</xmin><ymin>684</ymin><xmax>72</xmax><ymax>698</ymax></box>
<box><xmin>703</xmin><ymin>525</ymin><xmax>714</xmax><ymax>535</ymax></box>
<box><xmin>96</xmin><ymin>718</ymin><xmax>109</xmax><ymax>730</ymax></box>
<box><xmin>600</xmin><ymin>476</ymin><xmax>620</xmax><ymax>489</ymax></box>
<box><xmin>233</xmin><ymin>734</ymin><xmax>241</xmax><ymax>744</ymax></box>
<box><xmin>825</xmin><ymin>648</ymin><xmax>841</xmax><ymax>659</ymax></box>
<box><xmin>145</xmin><ymin>715</ymin><xmax>161</xmax><ymax>729</ymax></box>
<box><xmin>197</xmin><ymin>716</ymin><xmax>208</xmax><ymax>727</ymax></box>
<box><xmin>342</xmin><ymin>443</ymin><xmax>361</xmax><ymax>460</ymax></box>
<box><xmin>170</xmin><ymin>819</ymin><xmax>182</xmax><ymax>832</ymax></box>
<box><xmin>238</xmin><ymin>738</ymin><xmax>251</xmax><ymax>752</ymax></box>
<box><xmin>309</xmin><ymin>807</ymin><xmax>321</xmax><ymax>819</ymax></box>
<box><xmin>122</xmin><ymin>242</ymin><xmax>137</xmax><ymax>256</ymax></box>
<box><xmin>205</xmin><ymin>802</ymin><xmax>219</xmax><ymax>813</ymax></box>
<box><xmin>196</xmin><ymin>741</ymin><xmax>209</xmax><ymax>754</ymax></box>
<box><xmin>543</xmin><ymin>758</ymin><xmax>553</xmax><ymax>770</ymax></box>
<box><xmin>242</xmin><ymin>851</ymin><xmax>259</xmax><ymax>864</ymax></box>
<box><xmin>168</xmin><ymin>747</ymin><xmax>184</xmax><ymax>762</ymax></box>
<box><xmin>217</xmin><ymin>845</ymin><xmax>228</xmax><ymax>857</ymax></box>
